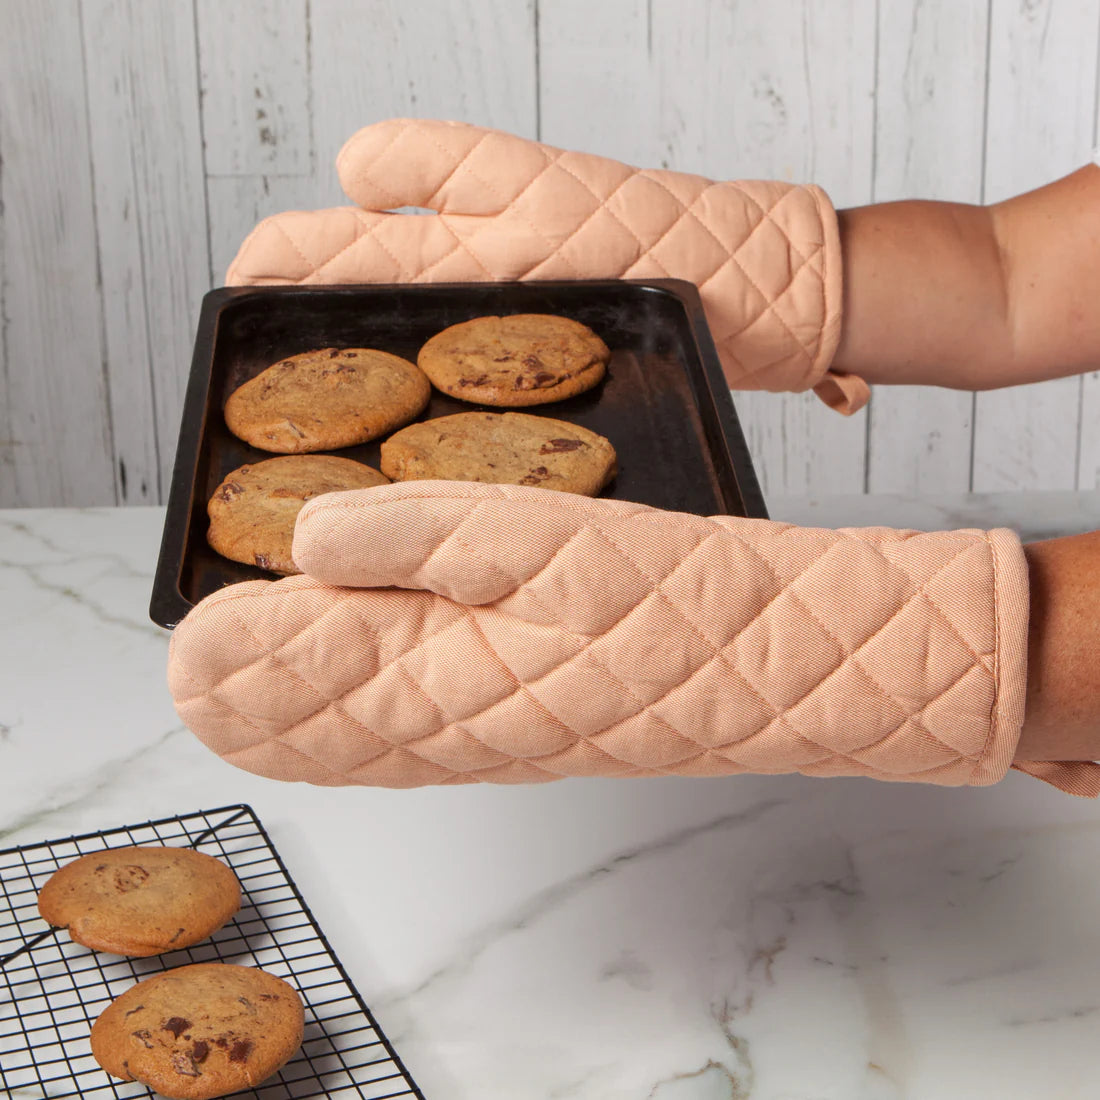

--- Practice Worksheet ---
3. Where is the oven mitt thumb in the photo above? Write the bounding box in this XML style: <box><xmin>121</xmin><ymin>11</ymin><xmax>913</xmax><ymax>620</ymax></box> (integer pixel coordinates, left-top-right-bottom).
<box><xmin>226</xmin><ymin>117</ymin><xmax>864</xmax><ymax>413</ymax></box>
<box><xmin>168</xmin><ymin>481</ymin><xmax>1097</xmax><ymax>794</ymax></box>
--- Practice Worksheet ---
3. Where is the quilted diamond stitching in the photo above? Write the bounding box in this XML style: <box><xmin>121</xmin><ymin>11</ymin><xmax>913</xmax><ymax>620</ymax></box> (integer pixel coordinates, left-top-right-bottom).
<box><xmin>703</xmin><ymin>258</ymin><xmax>820</xmax><ymax>368</ymax></box>
<box><xmin>567</xmin><ymin>527</ymin><xmax>989</xmax><ymax>768</ymax></box>
<box><xmin>338</xmin><ymin>119</ymin><xmax>410</xmax><ymax>209</ymax></box>
<box><xmin>414</xmin><ymin>220</ymin><xmax>496</xmax><ymax>281</ymax></box>
<box><xmin>318</xmin><ymin>584</ymin><xmax>658</xmax><ymax>776</ymax></box>
<box><xmin>850</xmin><ymin>661</ymin><xmax>990</xmax><ymax>765</ymax></box>
<box><xmin>736</xmin><ymin>185</ymin><xmax>813</xmax><ymax>267</ymax></box>
<box><xmin>386</xmin><ymin>138</ymin><xmax>817</xmax><ymax>359</ymax></box>
<box><xmin>242</xmin><ymin>120</ymin><xmax>842</xmax><ymax>395</ymax></box>
<box><xmin>198</xmin><ymin>591</ymin><xmax>382</xmax><ymax>699</ymax></box>
<box><xmin>717</xmin><ymin>533</ymin><xmax>988</xmax><ymax>759</ymax></box>
<box><xmin>453</xmin><ymin>145</ymin><xmax>593</xmax><ymax>281</ymax></box>
<box><xmin>204</xmin><ymin>593</ymin><xmax>443</xmax><ymax>709</ymax></box>
<box><xmin>450</xmin><ymin>521</ymin><xmax>595</xmax><ymax>621</ymax></box>
<box><xmin>913</xmin><ymin>577</ymin><xmax>988</xmax><ymax>668</ymax></box>
<box><xmin>631</xmin><ymin>177</ymin><xmax>820</xmax><ymax>364</ymax></box>
<box><xmin>421</xmin><ymin>128</ymin><xmax>497</xmax><ymax>210</ymax></box>
<box><xmin>634</xmin><ymin>177</ymin><xmax>744</xmax><ymax>268</ymax></box>
<box><xmin>271</xmin><ymin>219</ymin><xmax>321</xmax><ymax>274</ymax></box>
<box><xmin>518</xmin><ymin>521</ymin><xmax>840</xmax><ymax>766</ymax></box>
<box><xmin>545</xmin><ymin>159</ymin><xmax>664</xmax><ymax>262</ymax></box>
<box><xmin>355</xmin><ymin>211</ymin><xmax>492</xmax><ymax>282</ymax></box>
<box><xmin>268</xmin><ymin>735</ymin><xmax>366</xmax><ymax>781</ymax></box>
<box><xmin>712</xmin><ymin>255</ymin><xmax>820</xmax><ymax>353</ymax></box>
<box><xmin>204</xmin><ymin>692</ymin><xmax>384</xmax><ymax>783</ymax></box>
<box><xmin>293</xmin><ymin>532</ymin><xmax>716</xmax><ymax>774</ymax></box>
<box><xmin>265</xmin><ymin>170</ymin><xmax>824</xmax><ymax>386</ymax></box>
<box><xmin>411</xmin><ymin>500</ymin><xmax>500</xmax><ymax>578</ymax></box>
<box><xmin>567</xmin><ymin>639</ymin><xmax>710</xmax><ymax>759</ymax></box>
<box><xmin>199</xmin><ymin>566</ymin><xmax>982</xmax><ymax>780</ymax></box>
<box><xmin>178</xmin><ymin>488</ymin><xmax>1013</xmax><ymax>787</ymax></box>
<box><xmin>346</xmin><ymin>218</ymin><xmax>422</xmax><ymax>283</ymax></box>
<box><xmin>298</xmin><ymin>214</ymin><xmax>403</xmax><ymax>283</ymax></box>
<box><xmin>343</xmin><ymin>742</ymin><xmax>465</xmax><ymax>784</ymax></box>
<box><xmin>394</xmin><ymin>621</ymin><xmax>519</xmax><ymax>731</ymax></box>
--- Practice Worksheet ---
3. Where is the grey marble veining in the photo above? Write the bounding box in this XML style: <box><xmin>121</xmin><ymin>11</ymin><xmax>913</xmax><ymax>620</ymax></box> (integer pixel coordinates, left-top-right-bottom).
<box><xmin>770</xmin><ymin>490</ymin><xmax>1100</xmax><ymax>541</ymax></box>
<box><xmin>3</xmin><ymin>500</ymin><xmax>1100</xmax><ymax>1098</ymax></box>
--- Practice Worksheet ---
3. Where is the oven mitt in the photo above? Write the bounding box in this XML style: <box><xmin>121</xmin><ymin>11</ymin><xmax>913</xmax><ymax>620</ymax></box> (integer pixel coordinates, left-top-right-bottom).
<box><xmin>167</xmin><ymin>482</ymin><xmax>1100</xmax><ymax>795</ymax></box>
<box><xmin>226</xmin><ymin>117</ymin><xmax>865</xmax><ymax>413</ymax></box>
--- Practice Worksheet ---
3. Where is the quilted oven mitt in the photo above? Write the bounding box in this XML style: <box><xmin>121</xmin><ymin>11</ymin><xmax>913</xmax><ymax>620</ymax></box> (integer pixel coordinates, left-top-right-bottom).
<box><xmin>168</xmin><ymin>481</ymin><xmax>1099</xmax><ymax>795</ymax></box>
<box><xmin>226</xmin><ymin>117</ymin><xmax>867</xmax><ymax>413</ymax></box>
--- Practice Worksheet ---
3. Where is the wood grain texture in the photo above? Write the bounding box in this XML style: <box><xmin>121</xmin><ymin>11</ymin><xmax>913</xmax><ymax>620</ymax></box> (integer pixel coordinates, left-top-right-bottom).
<box><xmin>197</xmin><ymin>0</ymin><xmax>311</xmax><ymax>177</ymax></box>
<box><xmin>538</xmin><ymin>0</ymin><xmax>654</xmax><ymax>164</ymax></box>
<box><xmin>200</xmin><ymin>0</ymin><xmax>318</xmax><ymax>287</ymax></box>
<box><xmin>309</xmin><ymin>0</ymin><xmax>537</xmax><ymax>208</ymax></box>
<box><xmin>7</xmin><ymin>0</ymin><xmax>1100</xmax><ymax>506</ymax></box>
<box><xmin>210</xmin><ymin>0</ymin><xmax>539</xmax><ymax>292</ymax></box>
<box><xmin>972</xmin><ymin>0</ymin><xmax>1100</xmax><ymax>492</ymax></box>
<box><xmin>83</xmin><ymin>0</ymin><xmax>210</xmax><ymax>503</ymax></box>
<box><xmin>0</xmin><ymin>0</ymin><xmax>114</xmax><ymax>507</ymax></box>
<box><xmin>866</xmin><ymin>0</ymin><xmax>986</xmax><ymax>495</ymax></box>
<box><xmin>641</xmin><ymin>0</ymin><xmax>875</xmax><ymax>497</ymax></box>
<box><xmin>207</xmin><ymin>175</ymin><xmax>320</xmax><ymax>287</ymax></box>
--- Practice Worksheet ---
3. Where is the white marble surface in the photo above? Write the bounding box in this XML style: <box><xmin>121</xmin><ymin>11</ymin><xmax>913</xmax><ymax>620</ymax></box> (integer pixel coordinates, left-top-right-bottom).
<box><xmin>2</xmin><ymin>493</ymin><xmax>1100</xmax><ymax>1099</ymax></box>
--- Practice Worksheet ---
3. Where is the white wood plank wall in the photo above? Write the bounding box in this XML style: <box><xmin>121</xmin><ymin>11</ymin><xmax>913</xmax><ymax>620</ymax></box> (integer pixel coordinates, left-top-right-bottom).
<box><xmin>2</xmin><ymin>0</ymin><xmax>1099</xmax><ymax>507</ymax></box>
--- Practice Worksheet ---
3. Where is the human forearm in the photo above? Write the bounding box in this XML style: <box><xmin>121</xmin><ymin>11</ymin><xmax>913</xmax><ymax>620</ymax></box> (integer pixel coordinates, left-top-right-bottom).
<box><xmin>832</xmin><ymin>165</ymin><xmax>1100</xmax><ymax>390</ymax></box>
<box><xmin>1016</xmin><ymin>531</ymin><xmax>1100</xmax><ymax>763</ymax></box>
<box><xmin>831</xmin><ymin>199</ymin><xmax>1010</xmax><ymax>387</ymax></box>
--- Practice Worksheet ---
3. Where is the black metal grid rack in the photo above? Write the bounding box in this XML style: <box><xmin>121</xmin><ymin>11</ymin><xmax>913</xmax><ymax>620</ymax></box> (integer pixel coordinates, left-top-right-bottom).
<box><xmin>0</xmin><ymin>805</ymin><xmax>424</xmax><ymax>1099</ymax></box>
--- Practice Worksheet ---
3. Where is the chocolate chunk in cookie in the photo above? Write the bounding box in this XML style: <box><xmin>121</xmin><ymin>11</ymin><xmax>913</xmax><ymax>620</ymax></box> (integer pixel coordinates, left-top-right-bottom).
<box><xmin>91</xmin><ymin>963</ymin><xmax>303</xmax><ymax>1099</ymax></box>
<box><xmin>417</xmin><ymin>314</ymin><xmax>609</xmax><ymax>406</ymax></box>
<box><xmin>380</xmin><ymin>412</ymin><xmax>616</xmax><ymax>496</ymax></box>
<box><xmin>207</xmin><ymin>455</ymin><xmax>389</xmax><ymax>575</ymax></box>
<box><xmin>225</xmin><ymin>347</ymin><xmax>430</xmax><ymax>453</ymax></box>
<box><xmin>37</xmin><ymin>847</ymin><xmax>240</xmax><ymax>957</ymax></box>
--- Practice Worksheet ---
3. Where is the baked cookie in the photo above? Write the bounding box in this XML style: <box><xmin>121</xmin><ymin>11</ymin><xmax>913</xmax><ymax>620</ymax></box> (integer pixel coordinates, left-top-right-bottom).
<box><xmin>37</xmin><ymin>846</ymin><xmax>240</xmax><ymax>957</ymax></box>
<box><xmin>417</xmin><ymin>314</ymin><xmax>610</xmax><ymax>406</ymax></box>
<box><xmin>207</xmin><ymin>455</ymin><xmax>389</xmax><ymax>575</ymax></box>
<box><xmin>90</xmin><ymin>963</ymin><xmax>304</xmax><ymax>1100</ymax></box>
<box><xmin>224</xmin><ymin>347</ymin><xmax>430</xmax><ymax>453</ymax></box>
<box><xmin>380</xmin><ymin>412</ymin><xmax>617</xmax><ymax>496</ymax></box>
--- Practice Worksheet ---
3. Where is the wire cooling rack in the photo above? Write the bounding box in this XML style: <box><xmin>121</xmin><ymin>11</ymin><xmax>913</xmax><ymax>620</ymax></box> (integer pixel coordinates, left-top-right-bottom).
<box><xmin>0</xmin><ymin>805</ymin><xmax>424</xmax><ymax>1099</ymax></box>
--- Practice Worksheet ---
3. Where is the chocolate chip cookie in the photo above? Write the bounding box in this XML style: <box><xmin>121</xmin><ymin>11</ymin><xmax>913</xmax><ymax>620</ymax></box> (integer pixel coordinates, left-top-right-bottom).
<box><xmin>417</xmin><ymin>314</ymin><xmax>610</xmax><ymax>406</ymax></box>
<box><xmin>224</xmin><ymin>347</ymin><xmax>431</xmax><ymax>452</ymax></box>
<box><xmin>37</xmin><ymin>846</ymin><xmax>240</xmax><ymax>957</ymax></box>
<box><xmin>207</xmin><ymin>455</ymin><xmax>389</xmax><ymax>575</ymax></box>
<box><xmin>380</xmin><ymin>411</ymin><xmax>617</xmax><ymax>496</ymax></box>
<box><xmin>90</xmin><ymin>963</ymin><xmax>304</xmax><ymax>1099</ymax></box>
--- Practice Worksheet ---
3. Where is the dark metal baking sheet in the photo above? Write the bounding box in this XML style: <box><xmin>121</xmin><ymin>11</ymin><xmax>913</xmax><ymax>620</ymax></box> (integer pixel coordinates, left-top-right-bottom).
<box><xmin>150</xmin><ymin>279</ymin><xmax>767</xmax><ymax>629</ymax></box>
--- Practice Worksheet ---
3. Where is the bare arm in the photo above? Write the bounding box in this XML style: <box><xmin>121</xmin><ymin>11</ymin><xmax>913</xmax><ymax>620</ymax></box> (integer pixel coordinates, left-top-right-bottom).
<box><xmin>1016</xmin><ymin>532</ymin><xmax>1100</xmax><ymax>762</ymax></box>
<box><xmin>831</xmin><ymin>168</ymin><xmax>1100</xmax><ymax>763</ymax></box>
<box><xmin>832</xmin><ymin>164</ymin><xmax>1100</xmax><ymax>389</ymax></box>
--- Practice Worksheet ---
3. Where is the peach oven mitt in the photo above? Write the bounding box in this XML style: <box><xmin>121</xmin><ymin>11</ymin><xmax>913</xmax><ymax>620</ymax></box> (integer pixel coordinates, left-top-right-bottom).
<box><xmin>226</xmin><ymin>118</ymin><xmax>866</xmax><ymax>414</ymax></box>
<box><xmin>167</xmin><ymin>482</ymin><xmax>1100</xmax><ymax>796</ymax></box>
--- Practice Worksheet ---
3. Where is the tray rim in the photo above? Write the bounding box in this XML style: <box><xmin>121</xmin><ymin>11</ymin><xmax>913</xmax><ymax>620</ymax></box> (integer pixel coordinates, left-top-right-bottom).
<box><xmin>150</xmin><ymin>278</ymin><xmax>767</xmax><ymax>629</ymax></box>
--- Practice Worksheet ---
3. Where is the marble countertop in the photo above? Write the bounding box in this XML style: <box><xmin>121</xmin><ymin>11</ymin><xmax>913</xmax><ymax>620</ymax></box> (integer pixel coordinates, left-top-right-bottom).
<box><xmin>3</xmin><ymin>492</ymin><xmax>1100</xmax><ymax>1099</ymax></box>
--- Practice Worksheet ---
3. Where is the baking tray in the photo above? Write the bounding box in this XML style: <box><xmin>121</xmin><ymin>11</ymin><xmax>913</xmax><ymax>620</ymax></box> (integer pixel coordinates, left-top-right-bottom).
<box><xmin>150</xmin><ymin>279</ymin><xmax>767</xmax><ymax>628</ymax></box>
<box><xmin>0</xmin><ymin>805</ymin><xmax>424</xmax><ymax>1099</ymax></box>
